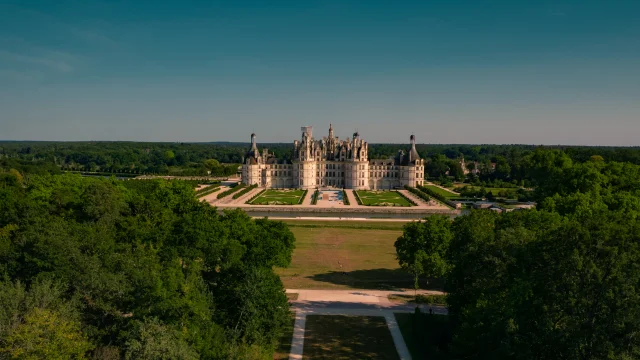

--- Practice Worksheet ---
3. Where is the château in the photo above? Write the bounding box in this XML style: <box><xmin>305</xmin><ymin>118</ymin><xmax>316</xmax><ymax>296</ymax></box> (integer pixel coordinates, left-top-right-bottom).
<box><xmin>241</xmin><ymin>125</ymin><xmax>425</xmax><ymax>189</ymax></box>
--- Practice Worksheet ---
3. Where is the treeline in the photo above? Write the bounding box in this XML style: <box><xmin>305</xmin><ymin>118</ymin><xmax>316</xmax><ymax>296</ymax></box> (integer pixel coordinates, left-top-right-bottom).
<box><xmin>0</xmin><ymin>172</ymin><xmax>295</xmax><ymax>359</ymax></box>
<box><xmin>395</xmin><ymin>148</ymin><xmax>640</xmax><ymax>359</ymax></box>
<box><xmin>3</xmin><ymin>141</ymin><xmax>640</xmax><ymax>181</ymax></box>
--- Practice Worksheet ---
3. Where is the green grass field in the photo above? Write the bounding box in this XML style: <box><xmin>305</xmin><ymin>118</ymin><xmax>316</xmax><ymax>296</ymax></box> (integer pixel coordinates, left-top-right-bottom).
<box><xmin>303</xmin><ymin>315</ymin><xmax>400</xmax><ymax>360</ymax></box>
<box><xmin>421</xmin><ymin>185</ymin><xmax>459</xmax><ymax>199</ymax></box>
<box><xmin>453</xmin><ymin>184</ymin><xmax>518</xmax><ymax>196</ymax></box>
<box><xmin>249</xmin><ymin>189</ymin><xmax>306</xmax><ymax>205</ymax></box>
<box><xmin>356</xmin><ymin>190</ymin><xmax>412</xmax><ymax>207</ymax></box>
<box><xmin>280</xmin><ymin>219</ymin><xmax>410</xmax><ymax>231</ymax></box>
<box><xmin>275</xmin><ymin>224</ymin><xmax>440</xmax><ymax>290</ymax></box>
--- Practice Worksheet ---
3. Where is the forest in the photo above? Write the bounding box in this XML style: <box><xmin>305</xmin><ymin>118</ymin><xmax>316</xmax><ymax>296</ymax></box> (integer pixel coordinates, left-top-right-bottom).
<box><xmin>395</xmin><ymin>149</ymin><xmax>640</xmax><ymax>359</ymax></box>
<box><xmin>0</xmin><ymin>173</ymin><xmax>295</xmax><ymax>359</ymax></box>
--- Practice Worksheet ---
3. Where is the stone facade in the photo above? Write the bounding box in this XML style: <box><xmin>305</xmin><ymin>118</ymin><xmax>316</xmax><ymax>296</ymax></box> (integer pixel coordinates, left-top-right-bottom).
<box><xmin>242</xmin><ymin>125</ymin><xmax>425</xmax><ymax>190</ymax></box>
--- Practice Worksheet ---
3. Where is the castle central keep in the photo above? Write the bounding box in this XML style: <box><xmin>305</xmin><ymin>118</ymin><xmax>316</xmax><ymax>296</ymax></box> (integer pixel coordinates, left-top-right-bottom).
<box><xmin>241</xmin><ymin>125</ymin><xmax>424</xmax><ymax>190</ymax></box>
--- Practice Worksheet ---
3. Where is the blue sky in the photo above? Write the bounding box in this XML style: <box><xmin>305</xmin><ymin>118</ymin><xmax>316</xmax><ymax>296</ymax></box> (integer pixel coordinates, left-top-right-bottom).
<box><xmin>1</xmin><ymin>0</ymin><xmax>639</xmax><ymax>145</ymax></box>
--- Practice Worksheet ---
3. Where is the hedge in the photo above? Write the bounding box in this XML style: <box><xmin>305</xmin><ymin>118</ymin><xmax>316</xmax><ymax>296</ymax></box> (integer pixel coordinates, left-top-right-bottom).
<box><xmin>311</xmin><ymin>190</ymin><xmax>319</xmax><ymax>205</ymax></box>
<box><xmin>196</xmin><ymin>185</ymin><xmax>221</xmax><ymax>198</ymax></box>
<box><xmin>353</xmin><ymin>190</ymin><xmax>363</xmax><ymax>205</ymax></box>
<box><xmin>233</xmin><ymin>184</ymin><xmax>258</xmax><ymax>199</ymax></box>
<box><xmin>404</xmin><ymin>185</ymin><xmax>430</xmax><ymax>202</ymax></box>
<box><xmin>342</xmin><ymin>190</ymin><xmax>350</xmax><ymax>205</ymax></box>
<box><xmin>246</xmin><ymin>189</ymin><xmax>267</xmax><ymax>204</ymax></box>
<box><xmin>298</xmin><ymin>189</ymin><xmax>309</xmax><ymax>204</ymax></box>
<box><xmin>216</xmin><ymin>183</ymin><xmax>244</xmax><ymax>199</ymax></box>
<box><xmin>417</xmin><ymin>185</ymin><xmax>456</xmax><ymax>209</ymax></box>
<box><xmin>396</xmin><ymin>191</ymin><xmax>418</xmax><ymax>206</ymax></box>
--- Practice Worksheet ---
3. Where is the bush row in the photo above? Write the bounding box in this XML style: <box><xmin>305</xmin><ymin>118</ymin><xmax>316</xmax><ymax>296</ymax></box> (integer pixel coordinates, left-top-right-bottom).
<box><xmin>353</xmin><ymin>190</ymin><xmax>363</xmax><ymax>205</ymax></box>
<box><xmin>217</xmin><ymin>183</ymin><xmax>244</xmax><ymax>199</ymax></box>
<box><xmin>233</xmin><ymin>184</ymin><xmax>258</xmax><ymax>199</ymax></box>
<box><xmin>404</xmin><ymin>185</ymin><xmax>430</xmax><ymax>202</ymax></box>
<box><xmin>298</xmin><ymin>189</ymin><xmax>309</xmax><ymax>204</ymax></box>
<box><xmin>196</xmin><ymin>185</ymin><xmax>221</xmax><ymax>197</ymax></box>
<box><xmin>195</xmin><ymin>184</ymin><xmax>220</xmax><ymax>196</ymax></box>
<box><xmin>342</xmin><ymin>190</ymin><xmax>350</xmax><ymax>205</ymax></box>
<box><xmin>396</xmin><ymin>190</ymin><xmax>418</xmax><ymax>206</ymax></box>
<box><xmin>246</xmin><ymin>189</ymin><xmax>267</xmax><ymax>204</ymax></box>
<box><xmin>311</xmin><ymin>190</ymin><xmax>319</xmax><ymax>205</ymax></box>
<box><xmin>417</xmin><ymin>185</ymin><xmax>456</xmax><ymax>209</ymax></box>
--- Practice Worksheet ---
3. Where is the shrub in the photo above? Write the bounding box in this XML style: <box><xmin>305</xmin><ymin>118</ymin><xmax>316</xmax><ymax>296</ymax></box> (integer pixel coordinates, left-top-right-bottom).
<box><xmin>246</xmin><ymin>189</ymin><xmax>267</xmax><ymax>204</ymax></box>
<box><xmin>342</xmin><ymin>190</ymin><xmax>350</xmax><ymax>205</ymax></box>
<box><xmin>298</xmin><ymin>189</ymin><xmax>308</xmax><ymax>204</ymax></box>
<box><xmin>233</xmin><ymin>184</ymin><xmax>258</xmax><ymax>199</ymax></box>
<box><xmin>216</xmin><ymin>183</ymin><xmax>244</xmax><ymax>199</ymax></box>
<box><xmin>396</xmin><ymin>191</ymin><xmax>418</xmax><ymax>206</ymax></box>
<box><xmin>311</xmin><ymin>190</ymin><xmax>319</xmax><ymax>205</ymax></box>
<box><xmin>405</xmin><ymin>185</ymin><xmax>430</xmax><ymax>202</ymax></box>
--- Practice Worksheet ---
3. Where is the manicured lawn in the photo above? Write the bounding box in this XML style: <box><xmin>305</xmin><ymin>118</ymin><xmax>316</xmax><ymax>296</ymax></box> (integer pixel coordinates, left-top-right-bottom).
<box><xmin>250</xmin><ymin>189</ymin><xmax>306</xmax><ymax>205</ymax></box>
<box><xmin>275</xmin><ymin>226</ymin><xmax>440</xmax><ymax>290</ymax></box>
<box><xmin>303</xmin><ymin>315</ymin><xmax>400</xmax><ymax>360</ymax></box>
<box><xmin>356</xmin><ymin>190</ymin><xmax>412</xmax><ymax>207</ymax></box>
<box><xmin>421</xmin><ymin>185</ymin><xmax>459</xmax><ymax>199</ymax></box>
<box><xmin>453</xmin><ymin>185</ymin><xmax>519</xmax><ymax>197</ymax></box>
<box><xmin>395</xmin><ymin>313</ymin><xmax>452</xmax><ymax>360</ymax></box>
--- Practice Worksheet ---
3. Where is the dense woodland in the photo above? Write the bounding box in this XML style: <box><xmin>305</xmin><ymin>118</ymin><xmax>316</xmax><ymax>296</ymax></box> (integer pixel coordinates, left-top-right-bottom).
<box><xmin>2</xmin><ymin>143</ymin><xmax>640</xmax><ymax>359</ymax></box>
<box><xmin>0</xmin><ymin>174</ymin><xmax>295</xmax><ymax>359</ymax></box>
<box><xmin>396</xmin><ymin>150</ymin><xmax>640</xmax><ymax>359</ymax></box>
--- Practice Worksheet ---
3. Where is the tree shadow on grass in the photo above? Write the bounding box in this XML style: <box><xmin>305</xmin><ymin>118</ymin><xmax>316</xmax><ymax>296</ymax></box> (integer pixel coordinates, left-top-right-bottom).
<box><xmin>308</xmin><ymin>268</ymin><xmax>444</xmax><ymax>291</ymax></box>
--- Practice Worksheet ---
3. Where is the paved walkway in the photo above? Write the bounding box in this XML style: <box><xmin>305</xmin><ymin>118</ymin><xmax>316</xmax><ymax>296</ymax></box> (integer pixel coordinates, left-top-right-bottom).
<box><xmin>287</xmin><ymin>289</ymin><xmax>447</xmax><ymax>360</ymax></box>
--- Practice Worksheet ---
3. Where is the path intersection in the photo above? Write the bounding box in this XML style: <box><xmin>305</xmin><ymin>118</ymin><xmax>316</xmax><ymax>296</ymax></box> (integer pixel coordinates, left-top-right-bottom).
<box><xmin>286</xmin><ymin>289</ymin><xmax>448</xmax><ymax>360</ymax></box>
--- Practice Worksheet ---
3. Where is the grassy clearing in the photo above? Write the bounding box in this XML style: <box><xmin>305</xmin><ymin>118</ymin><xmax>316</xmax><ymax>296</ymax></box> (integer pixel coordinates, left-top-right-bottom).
<box><xmin>250</xmin><ymin>189</ymin><xmax>306</xmax><ymax>205</ymax></box>
<box><xmin>303</xmin><ymin>315</ymin><xmax>400</xmax><ymax>360</ymax></box>
<box><xmin>275</xmin><ymin>226</ymin><xmax>434</xmax><ymax>290</ymax></box>
<box><xmin>273</xmin><ymin>311</ymin><xmax>296</xmax><ymax>360</ymax></box>
<box><xmin>395</xmin><ymin>313</ymin><xmax>452</xmax><ymax>360</ymax></box>
<box><xmin>356</xmin><ymin>190</ymin><xmax>412</xmax><ymax>207</ymax></box>
<box><xmin>421</xmin><ymin>185</ymin><xmax>459</xmax><ymax>199</ymax></box>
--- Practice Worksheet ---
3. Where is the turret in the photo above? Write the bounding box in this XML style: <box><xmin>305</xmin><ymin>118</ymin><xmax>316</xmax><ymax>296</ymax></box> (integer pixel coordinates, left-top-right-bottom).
<box><xmin>251</xmin><ymin>133</ymin><xmax>258</xmax><ymax>152</ymax></box>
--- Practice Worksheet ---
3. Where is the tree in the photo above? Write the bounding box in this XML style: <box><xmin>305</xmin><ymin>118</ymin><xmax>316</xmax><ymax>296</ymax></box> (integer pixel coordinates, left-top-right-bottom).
<box><xmin>395</xmin><ymin>216</ymin><xmax>452</xmax><ymax>290</ymax></box>
<box><xmin>1</xmin><ymin>308</ymin><xmax>93</xmax><ymax>360</ymax></box>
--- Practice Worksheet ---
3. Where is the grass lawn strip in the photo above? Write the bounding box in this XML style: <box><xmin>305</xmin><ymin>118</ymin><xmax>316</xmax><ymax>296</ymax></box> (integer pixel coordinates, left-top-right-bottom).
<box><xmin>303</xmin><ymin>315</ymin><xmax>400</xmax><ymax>360</ymax></box>
<box><xmin>250</xmin><ymin>189</ymin><xmax>306</xmax><ymax>205</ymax></box>
<box><xmin>274</xmin><ymin>226</ymin><xmax>441</xmax><ymax>290</ymax></box>
<box><xmin>355</xmin><ymin>190</ymin><xmax>412</xmax><ymax>207</ymax></box>
<box><xmin>421</xmin><ymin>185</ymin><xmax>459</xmax><ymax>199</ymax></box>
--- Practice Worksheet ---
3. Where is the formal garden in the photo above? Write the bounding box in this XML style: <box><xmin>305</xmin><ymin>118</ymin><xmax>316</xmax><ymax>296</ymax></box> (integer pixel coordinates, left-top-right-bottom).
<box><xmin>355</xmin><ymin>190</ymin><xmax>414</xmax><ymax>207</ymax></box>
<box><xmin>248</xmin><ymin>189</ymin><xmax>307</xmax><ymax>205</ymax></box>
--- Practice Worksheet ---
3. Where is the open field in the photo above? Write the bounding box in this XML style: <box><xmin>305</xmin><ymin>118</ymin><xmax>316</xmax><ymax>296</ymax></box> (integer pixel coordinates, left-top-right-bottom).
<box><xmin>279</xmin><ymin>219</ymin><xmax>410</xmax><ymax>231</ymax></box>
<box><xmin>249</xmin><ymin>189</ymin><xmax>306</xmax><ymax>205</ymax></box>
<box><xmin>395</xmin><ymin>313</ymin><xmax>451</xmax><ymax>360</ymax></box>
<box><xmin>303</xmin><ymin>315</ymin><xmax>400</xmax><ymax>360</ymax></box>
<box><xmin>276</xmin><ymin>226</ymin><xmax>432</xmax><ymax>290</ymax></box>
<box><xmin>356</xmin><ymin>190</ymin><xmax>413</xmax><ymax>207</ymax></box>
<box><xmin>422</xmin><ymin>185</ymin><xmax>460</xmax><ymax>198</ymax></box>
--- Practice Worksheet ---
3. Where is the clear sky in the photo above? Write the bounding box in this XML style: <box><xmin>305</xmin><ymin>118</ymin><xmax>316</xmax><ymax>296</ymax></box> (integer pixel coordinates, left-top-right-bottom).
<box><xmin>1</xmin><ymin>1</ymin><xmax>639</xmax><ymax>145</ymax></box>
